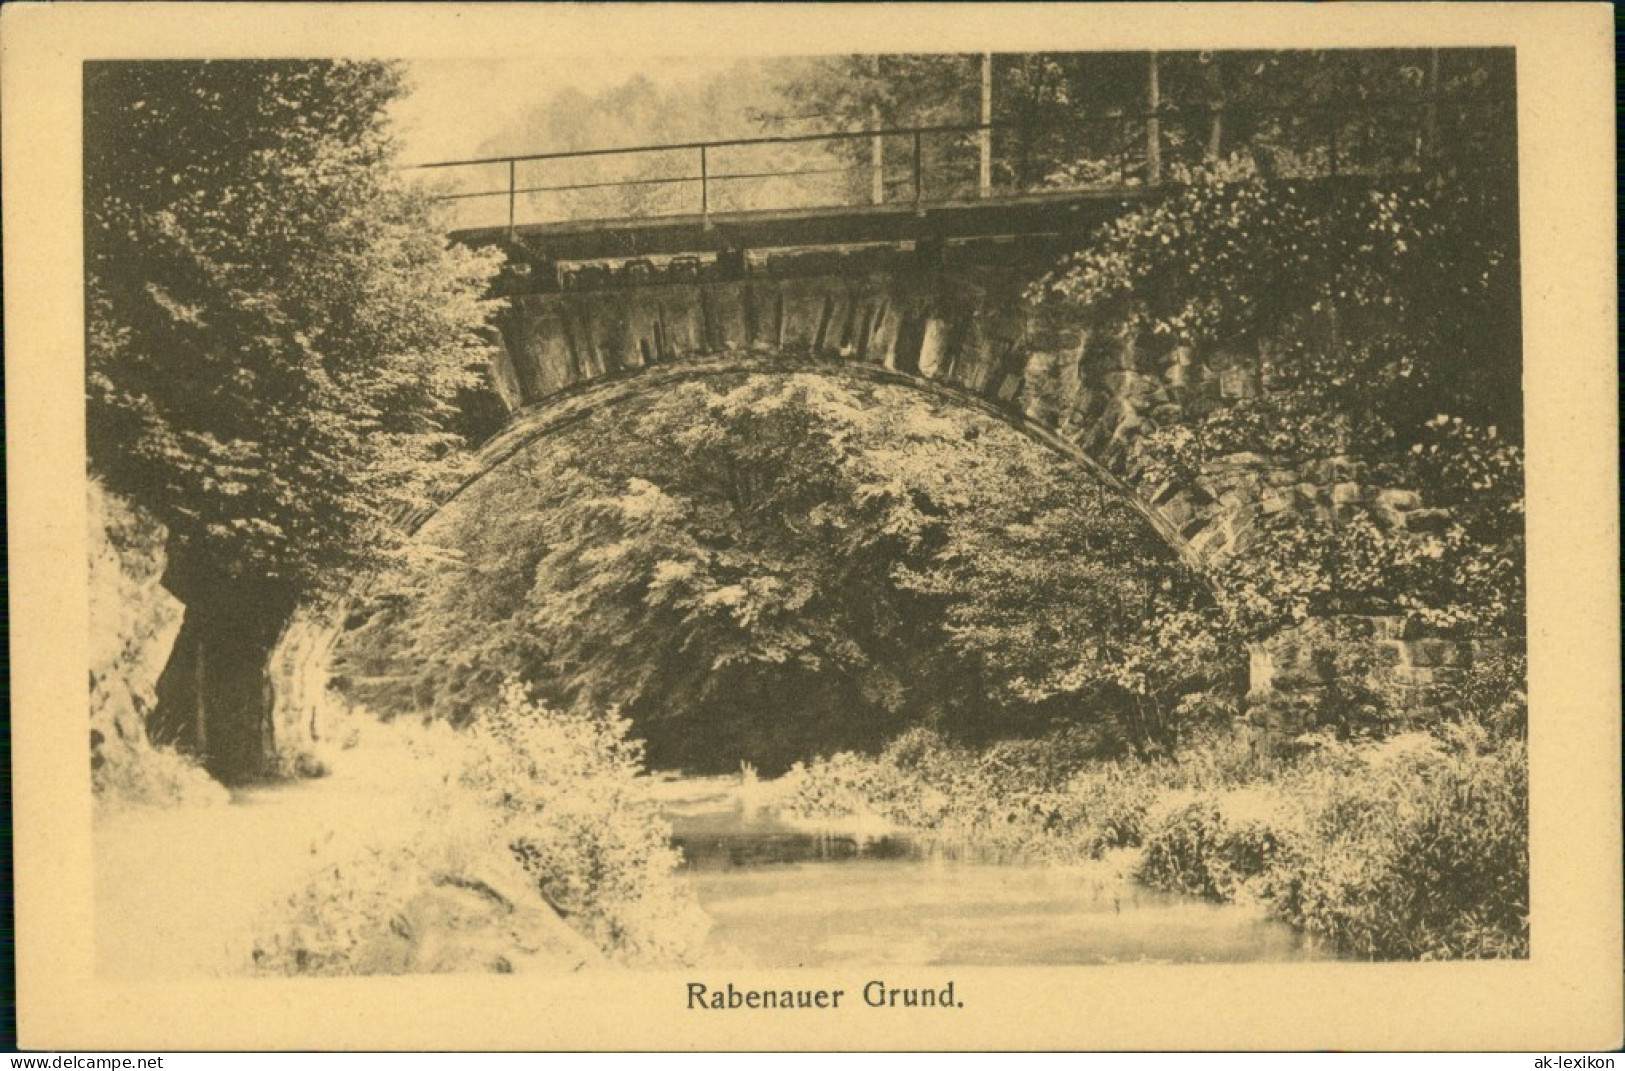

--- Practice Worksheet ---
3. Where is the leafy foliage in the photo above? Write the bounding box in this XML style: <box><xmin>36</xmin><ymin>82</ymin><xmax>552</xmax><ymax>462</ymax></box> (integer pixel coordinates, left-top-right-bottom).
<box><xmin>459</xmin><ymin>683</ymin><xmax>708</xmax><ymax>964</ymax></box>
<box><xmin>1251</xmin><ymin>726</ymin><xmax>1529</xmax><ymax>960</ymax></box>
<box><xmin>250</xmin><ymin>697</ymin><xmax>704</xmax><ymax>974</ymax></box>
<box><xmin>787</xmin><ymin>707</ymin><xmax>1528</xmax><ymax>959</ymax></box>
<box><xmin>338</xmin><ymin>373</ymin><xmax>1224</xmax><ymax>771</ymax></box>
<box><xmin>1034</xmin><ymin>158</ymin><xmax>1523</xmax><ymax>640</ymax></box>
<box><xmin>86</xmin><ymin>61</ymin><xmax>503</xmax><ymax>611</ymax></box>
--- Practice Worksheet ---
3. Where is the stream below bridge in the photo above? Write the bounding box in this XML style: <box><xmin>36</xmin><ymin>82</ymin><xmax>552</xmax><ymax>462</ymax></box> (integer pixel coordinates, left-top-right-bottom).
<box><xmin>94</xmin><ymin>730</ymin><xmax>1339</xmax><ymax>978</ymax></box>
<box><xmin>658</xmin><ymin>776</ymin><xmax>1341</xmax><ymax>968</ymax></box>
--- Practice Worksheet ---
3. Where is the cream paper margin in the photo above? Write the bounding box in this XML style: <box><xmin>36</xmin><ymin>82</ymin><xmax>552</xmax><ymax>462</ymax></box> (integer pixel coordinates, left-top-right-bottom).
<box><xmin>3</xmin><ymin>2</ymin><xmax>1618</xmax><ymax>1052</ymax></box>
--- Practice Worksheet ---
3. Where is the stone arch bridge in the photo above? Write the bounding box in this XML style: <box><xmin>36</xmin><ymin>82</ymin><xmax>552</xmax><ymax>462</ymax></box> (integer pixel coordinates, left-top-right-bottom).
<box><xmin>272</xmin><ymin>111</ymin><xmax>1517</xmax><ymax>761</ymax></box>
<box><xmin>447</xmin><ymin>195</ymin><xmax>1252</xmax><ymax>574</ymax></box>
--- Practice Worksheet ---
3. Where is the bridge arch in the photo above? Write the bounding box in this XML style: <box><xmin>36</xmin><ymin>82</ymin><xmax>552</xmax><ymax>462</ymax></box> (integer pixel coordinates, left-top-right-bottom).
<box><xmin>420</xmin><ymin>352</ymin><xmax>1205</xmax><ymax>578</ymax></box>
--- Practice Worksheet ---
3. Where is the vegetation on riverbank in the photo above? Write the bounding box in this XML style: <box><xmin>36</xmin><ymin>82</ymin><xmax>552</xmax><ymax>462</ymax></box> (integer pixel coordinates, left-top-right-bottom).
<box><xmin>251</xmin><ymin>686</ymin><xmax>706</xmax><ymax>974</ymax></box>
<box><xmin>781</xmin><ymin>684</ymin><xmax>1528</xmax><ymax>960</ymax></box>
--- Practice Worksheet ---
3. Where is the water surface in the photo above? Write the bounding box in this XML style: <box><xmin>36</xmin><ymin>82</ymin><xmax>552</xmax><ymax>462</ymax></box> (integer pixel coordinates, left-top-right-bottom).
<box><xmin>660</xmin><ymin>776</ymin><xmax>1340</xmax><ymax>968</ymax></box>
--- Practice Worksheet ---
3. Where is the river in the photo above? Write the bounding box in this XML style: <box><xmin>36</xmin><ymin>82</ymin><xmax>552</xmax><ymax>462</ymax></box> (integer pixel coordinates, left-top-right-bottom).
<box><xmin>658</xmin><ymin>776</ymin><xmax>1340</xmax><ymax>968</ymax></box>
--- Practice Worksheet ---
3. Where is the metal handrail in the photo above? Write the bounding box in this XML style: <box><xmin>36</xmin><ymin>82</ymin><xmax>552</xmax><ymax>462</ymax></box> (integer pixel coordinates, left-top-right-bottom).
<box><xmin>408</xmin><ymin>96</ymin><xmax>1514</xmax><ymax>238</ymax></box>
<box><xmin>401</xmin><ymin>121</ymin><xmax>998</xmax><ymax>171</ymax></box>
<box><xmin>402</xmin><ymin>96</ymin><xmax>1513</xmax><ymax>172</ymax></box>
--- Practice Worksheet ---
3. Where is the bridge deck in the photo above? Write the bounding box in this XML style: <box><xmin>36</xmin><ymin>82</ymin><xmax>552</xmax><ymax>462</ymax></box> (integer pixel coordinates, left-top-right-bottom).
<box><xmin>452</xmin><ymin>186</ymin><xmax>1152</xmax><ymax>265</ymax></box>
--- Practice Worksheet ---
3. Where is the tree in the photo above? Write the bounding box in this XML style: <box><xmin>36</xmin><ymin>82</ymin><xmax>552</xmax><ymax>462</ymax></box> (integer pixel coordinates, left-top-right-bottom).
<box><xmin>780</xmin><ymin>50</ymin><xmax>1516</xmax><ymax>193</ymax></box>
<box><xmin>337</xmin><ymin>373</ymin><xmax>1222</xmax><ymax>772</ymax></box>
<box><xmin>85</xmin><ymin>61</ymin><xmax>503</xmax><ymax>779</ymax></box>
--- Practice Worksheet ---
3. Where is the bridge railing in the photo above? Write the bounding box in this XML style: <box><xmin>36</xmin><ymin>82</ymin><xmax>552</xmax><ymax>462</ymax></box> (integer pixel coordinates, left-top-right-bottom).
<box><xmin>406</xmin><ymin>94</ymin><xmax>1514</xmax><ymax>237</ymax></box>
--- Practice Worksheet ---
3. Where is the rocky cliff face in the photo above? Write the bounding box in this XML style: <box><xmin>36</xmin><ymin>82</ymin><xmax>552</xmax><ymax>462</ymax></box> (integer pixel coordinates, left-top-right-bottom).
<box><xmin>265</xmin><ymin>612</ymin><xmax>346</xmax><ymax>778</ymax></box>
<box><xmin>89</xmin><ymin>481</ymin><xmax>227</xmax><ymax>806</ymax></box>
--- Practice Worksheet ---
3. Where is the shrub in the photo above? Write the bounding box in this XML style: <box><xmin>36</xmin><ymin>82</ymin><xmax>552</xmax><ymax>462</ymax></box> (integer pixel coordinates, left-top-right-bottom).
<box><xmin>1051</xmin><ymin>764</ymin><xmax>1162</xmax><ymax>854</ymax></box>
<box><xmin>784</xmin><ymin>727</ymin><xmax>1167</xmax><ymax>858</ymax></box>
<box><xmin>459</xmin><ymin>683</ymin><xmax>708</xmax><ymax>965</ymax></box>
<box><xmin>1137</xmin><ymin>787</ymin><xmax>1291</xmax><ymax>902</ymax></box>
<box><xmin>1261</xmin><ymin>729</ymin><xmax>1528</xmax><ymax>959</ymax></box>
<box><xmin>783</xmin><ymin>716</ymin><xmax>1527</xmax><ymax>960</ymax></box>
<box><xmin>251</xmin><ymin>797</ymin><xmax>506</xmax><ymax>976</ymax></box>
<box><xmin>93</xmin><ymin>739</ymin><xmax>230</xmax><ymax>811</ymax></box>
<box><xmin>254</xmin><ymin>687</ymin><xmax>708</xmax><ymax>974</ymax></box>
<box><xmin>1452</xmin><ymin>649</ymin><xmax>1528</xmax><ymax>742</ymax></box>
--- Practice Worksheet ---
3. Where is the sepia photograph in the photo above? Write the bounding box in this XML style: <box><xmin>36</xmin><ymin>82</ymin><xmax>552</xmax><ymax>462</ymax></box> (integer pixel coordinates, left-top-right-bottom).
<box><xmin>6</xmin><ymin>2</ymin><xmax>1619</xmax><ymax>1053</ymax></box>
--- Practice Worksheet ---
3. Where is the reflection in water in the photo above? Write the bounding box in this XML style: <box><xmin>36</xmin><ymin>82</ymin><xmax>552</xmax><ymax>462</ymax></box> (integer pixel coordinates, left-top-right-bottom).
<box><xmin>659</xmin><ymin>775</ymin><xmax>1341</xmax><ymax>969</ymax></box>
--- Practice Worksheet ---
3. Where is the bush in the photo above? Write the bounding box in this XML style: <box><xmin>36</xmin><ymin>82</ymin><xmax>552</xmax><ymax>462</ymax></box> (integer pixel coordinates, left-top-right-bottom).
<box><xmin>251</xmin><ymin>797</ymin><xmax>516</xmax><ymax>976</ymax></box>
<box><xmin>459</xmin><ymin>683</ymin><xmax>708</xmax><ymax>965</ymax></box>
<box><xmin>93</xmin><ymin>739</ymin><xmax>230</xmax><ymax>811</ymax></box>
<box><xmin>1133</xmin><ymin>725</ymin><xmax>1528</xmax><ymax>959</ymax></box>
<box><xmin>1452</xmin><ymin>648</ymin><xmax>1528</xmax><ymax>742</ymax></box>
<box><xmin>1137</xmin><ymin>790</ymin><xmax>1289</xmax><ymax>902</ymax></box>
<box><xmin>785</xmin><ymin>727</ymin><xmax>1166</xmax><ymax>859</ymax></box>
<box><xmin>1261</xmin><ymin>728</ymin><xmax>1528</xmax><ymax>959</ymax></box>
<box><xmin>1049</xmin><ymin>764</ymin><xmax>1162</xmax><ymax>854</ymax></box>
<box><xmin>253</xmin><ymin>686</ymin><xmax>708</xmax><ymax>974</ymax></box>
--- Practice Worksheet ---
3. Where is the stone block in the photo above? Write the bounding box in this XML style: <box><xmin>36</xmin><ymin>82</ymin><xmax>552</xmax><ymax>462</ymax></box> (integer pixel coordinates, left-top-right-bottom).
<box><xmin>1322</xmin><ymin>455</ymin><xmax>1363</xmax><ymax>482</ymax></box>
<box><xmin>1259</xmin><ymin>487</ymin><xmax>1300</xmax><ymax>515</ymax></box>
<box><xmin>1372</xmin><ymin>641</ymin><xmax>1405</xmax><ymax>667</ymax></box>
<box><xmin>1369</xmin><ymin>616</ymin><xmax>1411</xmax><ymax>641</ymax></box>
<box><xmin>1219</xmin><ymin>365</ymin><xmax>1259</xmax><ymax>399</ymax></box>
<box><xmin>1331</xmin><ymin>481</ymin><xmax>1364</xmax><ymax>506</ymax></box>
<box><xmin>1403</xmin><ymin>638</ymin><xmax>1462</xmax><ymax>668</ymax></box>
<box><xmin>1156</xmin><ymin>493</ymin><xmax>1198</xmax><ymax>531</ymax></box>
<box><xmin>1186</xmin><ymin>524</ymin><xmax>1228</xmax><ymax>559</ymax></box>
<box><xmin>1402</xmin><ymin>508</ymin><xmax>1454</xmax><ymax>533</ymax></box>
<box><xmin>1375</xmin><ymin>488</ymin><xmax>1422</xmax><ymax>513</ymax></box>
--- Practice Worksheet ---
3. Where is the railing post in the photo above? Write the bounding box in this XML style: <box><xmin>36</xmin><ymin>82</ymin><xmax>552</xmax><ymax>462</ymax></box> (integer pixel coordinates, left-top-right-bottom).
<box><xmin>700</xmin><ymin>145</ymin><xmax>710</xmax><ymax>229</ymax></box>
<box><xmin>507</xmin><ymin>158</ymin><xmax>516</xmax><ymax>240</ymax></box>
<box><xmin>1146</xmin><ymin>51</ymin><xmax>1162</xmax><ymax>186</ymax></box>
<box><xmin>912</xmin><ymin>129</ymin><xmax>924</xmax><ymax>214</ymax></box>
<box><xmin>979</xmin><ymin>52</ymin><xmax>993</xmax><ymax>198</ymax></box>
<box><xmin>871</xmin><ymin>105</ymin><xmax>885</xmax><ymax>205</ymax></box>
<box><xmin>1117</xmin><ymin>112</ymin><xmax>1128</xmax><ymax>183</ymax></box>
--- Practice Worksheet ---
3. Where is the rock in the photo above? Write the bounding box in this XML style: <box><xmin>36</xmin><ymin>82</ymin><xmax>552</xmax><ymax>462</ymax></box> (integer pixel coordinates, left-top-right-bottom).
<box><xmin>348</xmin><ymin>857</ymin><xmax>604</xmax><ymax>976</ymax></box>
<box><xmin>268</xmin><ymin>612</ymin><xmax>346</xmax><ymax>778</ymax></box>
<box><xmin>88</xmin><ymin>481</ymin><xmax>227</xmax><ymax>808</ymax></box>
